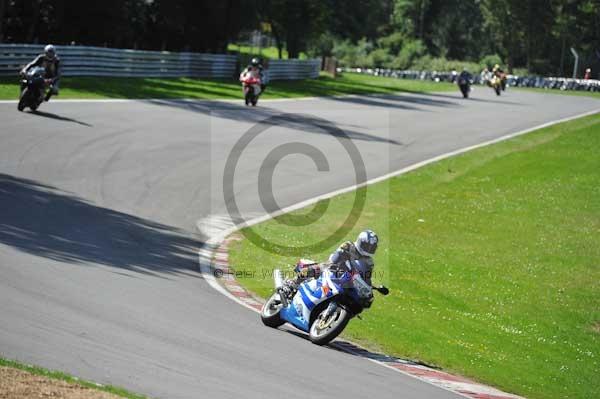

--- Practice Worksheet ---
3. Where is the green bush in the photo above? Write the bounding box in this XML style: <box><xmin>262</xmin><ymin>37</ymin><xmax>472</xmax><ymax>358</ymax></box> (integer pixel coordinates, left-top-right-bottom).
<box><xmin>332</xmin><ymin>38</ymin><xmax>526</xmax><ymax>75</ymax></box>
<box><xmin>392</xmin><ymin>39</ymin><xmax>426</xmax><ymax>69</ymax></box>
<box><xmin>369</xmin><ymin>48</ymin><xmax>393</xmax><ymax>68</ymax></box>
<box><xmin>377</xmin><ymin>32</ymin><xmax>406</xmax><ymax>55</ymax></box>
<box><xmin>480</xmin><ymin>54</ymin><xmax>503</xmax><ymax>70</ymax></box>
<box><xmin>307</xmin><ymin>32</ymin><xmax>336</xmax><ymax>58</ymax></box>
<box><xmin>333</xmin><ymin>39</ymin><xmax>373</xmax><ymax>68</ymax></box>
<box><xmin>411</xmin><ymin>56</ymin><xmax>481</xmax><ymax>73</ymax></box>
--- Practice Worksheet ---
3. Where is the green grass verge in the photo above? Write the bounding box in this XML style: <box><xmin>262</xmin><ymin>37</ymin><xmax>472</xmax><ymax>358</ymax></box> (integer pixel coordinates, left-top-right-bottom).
<box><xmin>0</xmin><ymin>72</ymin><xmax>454</xmax><ymax>100</ymax></box>
<box><xmin>226</xmin><ymin>44</ymin><xmax>304</xmax><ymax>60</ymax></box>
<box><xmin>2</xmin><ymin>72</ymin><xmax>597</xmax><ymax>101</ymax></box>
<box><xmin>0</xmin><ymin>357</ymin><xmax>147</xmax><ymax>398</ymax></box>
<box><xmin>228</xmin><ymin>114</ymin><xmax>600</xmax><ymax>399</ymax></box>
<box><xmin>513</xmin><ymin>86</ymin><xmax>600</xmax><ymax>99</ymax></box>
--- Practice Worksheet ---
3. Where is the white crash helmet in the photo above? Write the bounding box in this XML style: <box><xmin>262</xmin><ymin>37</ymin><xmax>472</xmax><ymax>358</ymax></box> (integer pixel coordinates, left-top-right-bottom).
<box><xmin>44</xmin><ymin>44</ymin><xmax>56</xmax><ymax>60</ymax></box>
<box><xmin>355</xmin><ymin>230</ymin><xmax>378</xmax><ymax>257</ymax></box>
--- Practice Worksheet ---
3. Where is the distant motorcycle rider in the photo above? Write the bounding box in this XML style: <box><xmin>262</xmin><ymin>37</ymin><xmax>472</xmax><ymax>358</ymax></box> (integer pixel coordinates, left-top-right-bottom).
<box><xmin>492</xmin><ymin>64</ymin><xmax>506</xmax><ymax>91</ymax></box>
<box><xmin>458</xmin><ymin>67</ymin><xmax>472</xmax><ymax>83</ymax></box>
<box><xmin>481</xmin><ymin>67</ymin><xmax>492</xmax><ymax>85</ymax></box>
<box><xmin>457</xmin><ymin>67</ymin><xmax>473</xmax><ymax>98</ymax></box>
<box><xmin>240</xmin><ymin>57</ymin><xmax>266</xmax><ymax>93</ymax></box>
<box><xmin>21</xmin><ymin>44</ymin><xmax>61</xmax><ymax>101</ymax></box>
<box><xmin>281</xmin><ymin>230</ymin><xmax>379</xmax><ymax>297</ymax></box>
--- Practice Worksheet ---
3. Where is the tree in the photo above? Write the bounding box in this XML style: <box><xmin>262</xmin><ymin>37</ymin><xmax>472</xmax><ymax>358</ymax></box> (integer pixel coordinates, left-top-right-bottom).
<box><xmin>480</xmin><ymin>0</ymin><xmax>522</xmax><ymax>72</ymax></box>
<box><xmin>258</xmin><ymin>0</ymin><xmax>327</xmax><ymax>59</ymax></box>
<box><xmin>0</xmin><ymin>0</ymin><xmax>6</xmax><ymax>42</ymax></box>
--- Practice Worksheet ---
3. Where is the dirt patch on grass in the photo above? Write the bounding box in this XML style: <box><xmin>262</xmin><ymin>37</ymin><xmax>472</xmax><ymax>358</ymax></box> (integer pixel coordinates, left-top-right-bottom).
<box><xmin>592</xmin><ymin>321</ymin><xmax>600</xmax><ymax>334</ymax></box>
<box><xmin>0</xmin><ymin>366</ymin><xmax>122</xmax><ymax>399</ymax></box>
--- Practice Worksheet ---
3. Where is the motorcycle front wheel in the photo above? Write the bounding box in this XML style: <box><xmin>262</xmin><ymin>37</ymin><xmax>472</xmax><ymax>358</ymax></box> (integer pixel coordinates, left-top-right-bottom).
<box><xmin>17</xmin><ymin>88</ymin><xmax>29</xmax><ymax>111</ymax></box>
<box><xmin>260</xmin><ymin>292</ymin><xmax>285</xmax><ymax>328</ymax></box>
<box><xmin>309</xmin><ymin>304</ymin><xmax>350</xmax><ymax>345</ymax></box>
<box><xmin>244</xmin><ymin>88</ymin><xmax>253</xmax><ymax>106</ymax></box>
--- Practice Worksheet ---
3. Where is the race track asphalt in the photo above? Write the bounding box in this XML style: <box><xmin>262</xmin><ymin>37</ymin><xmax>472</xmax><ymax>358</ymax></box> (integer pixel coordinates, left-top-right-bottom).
<box><xmin>1</xmin><ymin>88</ymin><xmax>599</xmax><ymax>399</ymax></box>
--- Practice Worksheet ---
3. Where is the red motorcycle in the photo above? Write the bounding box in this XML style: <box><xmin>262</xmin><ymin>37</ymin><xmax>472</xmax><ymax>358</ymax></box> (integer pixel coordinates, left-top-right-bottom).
<box><xmin>240</xmin><ymin>75</ymin><xmax>261</xmax><ymax>106</ymax></box>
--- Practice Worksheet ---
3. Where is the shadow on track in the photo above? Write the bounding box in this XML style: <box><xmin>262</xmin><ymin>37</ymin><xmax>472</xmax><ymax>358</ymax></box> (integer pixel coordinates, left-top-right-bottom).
<box><xmin>279</xmin><ymin>326</ymin><xmax>439</xmax><ymax>369</ymax></box>
<box><xmin>329</xmin><ymin>341</ymin><xmax>441</xmax><ymax>369</ymax></box>
<box><xmin>330</xmin><ymin>93</ymin><xmax>458</xmax><ymax>109</ymax></box>
<box><xmin>0</xmin><ymin>174</ymin><xmax>200</xmax><ymax>277</ymax></box>
<box><xmin>146</xmin><ymin>99</ymin><xmax>404</xmax><ymax>146</ymax></box>
<box><xmin>425</xmin><ymin>91</ymin><xmax>524</xmax><ymax>105</ymax></box>
<box><xmin>27</xmin><ymin>110</ymin><xmax>93</xmax><ymax>127</ymax></box>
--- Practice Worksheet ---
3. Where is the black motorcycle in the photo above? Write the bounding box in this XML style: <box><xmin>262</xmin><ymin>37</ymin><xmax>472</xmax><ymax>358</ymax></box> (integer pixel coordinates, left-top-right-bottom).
<box><xmin>18</xmin><ymin>66</ymin><xmax>51</xmax><ymax>112</ymax></box>
<box><xmin>458</xmin><ymin>76</ymin><xmax>471</xmax><ymax>98</ymax></box>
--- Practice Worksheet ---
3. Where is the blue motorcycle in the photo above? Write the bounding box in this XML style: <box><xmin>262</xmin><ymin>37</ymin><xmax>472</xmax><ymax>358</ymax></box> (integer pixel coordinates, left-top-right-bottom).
<box><xmin>261</xmin><ymin>260</ymin><xmax>389</xmax><ymax>345</ymax></box>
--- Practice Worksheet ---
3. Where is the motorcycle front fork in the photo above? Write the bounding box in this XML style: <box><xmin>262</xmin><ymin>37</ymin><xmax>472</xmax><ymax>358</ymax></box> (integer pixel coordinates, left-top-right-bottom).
<box><xmin>276</xmin><ymin>287</ymin><xmax>289</xmax><ymax>308</ymax></box>
<box><xmin>322</xmin><ymin>302</ymin><xmax>338</xmax><ymax>320</ymax></box>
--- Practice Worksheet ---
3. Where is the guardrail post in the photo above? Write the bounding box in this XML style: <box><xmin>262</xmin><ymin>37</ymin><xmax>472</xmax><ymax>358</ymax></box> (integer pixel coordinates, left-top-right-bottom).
<box><xmin>570</xmin><ymin>47</ymin><xmax>579</xmax><ymax>79</ymax></box>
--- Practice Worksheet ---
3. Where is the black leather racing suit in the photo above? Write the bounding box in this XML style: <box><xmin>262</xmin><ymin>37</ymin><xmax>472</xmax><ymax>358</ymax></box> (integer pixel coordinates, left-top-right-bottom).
<box><xmin>23</xmin><ymin>54</ymin><xmax>61</xmax><ymax>100</ymax></box>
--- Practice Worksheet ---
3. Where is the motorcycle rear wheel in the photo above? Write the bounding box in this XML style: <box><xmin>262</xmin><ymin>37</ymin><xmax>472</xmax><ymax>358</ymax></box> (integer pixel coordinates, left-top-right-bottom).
<box><xmin>309</xmin><ymin>304</ymin><xmax>350</xmax><ymax>345</ymax></box>
<box><xmin>260</xmin><ymin>292</ymin><xmax>285</xmax><ymax>328</ymax></box>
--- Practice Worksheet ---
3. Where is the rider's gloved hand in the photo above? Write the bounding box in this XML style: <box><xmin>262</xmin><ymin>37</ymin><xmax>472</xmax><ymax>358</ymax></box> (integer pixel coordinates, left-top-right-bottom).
<box><xmin>339</xmin><ymin>241</ymin><xmax>353</xmax><ymax>251</ymax></box>
<box><xmin>331</xmin><ymin>241</ymin><xmax>353</xmax><ymax>264</ymax></box>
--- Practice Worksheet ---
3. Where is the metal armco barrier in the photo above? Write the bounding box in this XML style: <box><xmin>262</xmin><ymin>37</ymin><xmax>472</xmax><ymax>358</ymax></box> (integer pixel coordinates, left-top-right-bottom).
<box><xmin>0</xmin><ymin>44</ymin><xmax>237</xmax><ymax>78</ymax></box>
<box><xmin>0</xmin><ymin>44</ymin><xmax>321</xmax><ymax>80</ymax></box>
<box><xmin>265</xmin><ymin>59</ymin><xmax>320</xmax><ymax>81</ymax></box>
<box><xmin>341</xmin><ymin>67</ymin><xmax>600</xmax><ymax>93</ymax></box>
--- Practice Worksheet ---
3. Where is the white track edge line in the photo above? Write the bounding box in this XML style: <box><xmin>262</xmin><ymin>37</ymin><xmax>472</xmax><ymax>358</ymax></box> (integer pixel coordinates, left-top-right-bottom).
<box><xmin>198</xmin><ymin>254</ymin><xmax>264</xmax><ymax>313</ymax></box>
<box><xmin>204</xmin><ymin>108</ymin><xmax>600</xmax><ymax>237</ymax></box>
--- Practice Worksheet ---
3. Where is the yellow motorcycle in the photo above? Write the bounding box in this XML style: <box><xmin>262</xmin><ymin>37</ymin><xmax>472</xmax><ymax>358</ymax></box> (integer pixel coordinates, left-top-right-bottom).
<box><xmin>489</xmin><ymin>74</ymin><xmax>503</xmax><ymax>96</ymax></box>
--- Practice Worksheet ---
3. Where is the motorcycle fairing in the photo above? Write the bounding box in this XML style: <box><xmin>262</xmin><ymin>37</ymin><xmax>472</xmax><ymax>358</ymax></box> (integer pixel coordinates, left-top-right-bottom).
<box><xmin>280</xmin><ymin>303</ymin><xmax>309</xmax><ymax>331</ymax></box>
<box><xmin>280</xmin><ymin>270</ymin><xmax>348</xmax><ymax>332</ymax></box>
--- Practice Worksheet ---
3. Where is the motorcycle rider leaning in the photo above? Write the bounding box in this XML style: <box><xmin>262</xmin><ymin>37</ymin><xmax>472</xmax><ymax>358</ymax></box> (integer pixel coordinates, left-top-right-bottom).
<box><xmin>281</xmin><ymin>230</ymin><xmax>379</xmax><ymax>297</ymax></box>
<box><xmin>21</xmin><ymin>44</ymin><xmax>61</xmax><ymax>102</ymax></box>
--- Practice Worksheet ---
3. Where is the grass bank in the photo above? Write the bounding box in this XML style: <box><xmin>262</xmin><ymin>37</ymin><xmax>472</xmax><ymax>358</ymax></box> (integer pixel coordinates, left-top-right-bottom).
<box><xmin>226</xmin><ymin>44</ymin><xmax>307</xmax><ymax>60</ymax></box>
<box><xmin>513</xmin><ymin>86</ymin><xmax>600</xmax><ymax>99</ymax></box>
<box><xmin>0</xmin><ymin>72</ymin><xmax>454</xmax><ymax>101</ymax></box>
<box><xmin>0</xmin><ymin>357</ymin><xmax>147</xmax><ymax>398</ymax></box>
<box><xmin>2</xmin><ymin>72</ymin><xmax>597</xmax><ymax>101</ymax></box>
<box><xmin>228</xmin><ymin>114</ymin><xmax>600</xmax><ymax>399</ymax></box>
